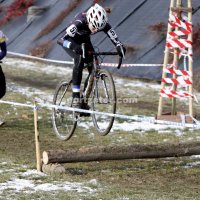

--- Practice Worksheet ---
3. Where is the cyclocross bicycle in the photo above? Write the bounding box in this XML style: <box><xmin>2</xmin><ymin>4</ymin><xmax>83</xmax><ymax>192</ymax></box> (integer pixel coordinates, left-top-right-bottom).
<box><xmin>52</xmin><ymin>47</ymin><xmax>123</xmax><ymax>141</ymax></box>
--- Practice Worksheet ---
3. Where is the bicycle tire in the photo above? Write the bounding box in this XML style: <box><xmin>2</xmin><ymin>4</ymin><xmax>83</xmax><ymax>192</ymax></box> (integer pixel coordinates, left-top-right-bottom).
<box><xmin>91</xmin><ymin>69</ymin><xmax>116</xmax><ymax>135</ymax></box>
<box><xmin>52</xmin><ymin>80</ymin><xmax>77</xmax><ymax>140</ymax></box>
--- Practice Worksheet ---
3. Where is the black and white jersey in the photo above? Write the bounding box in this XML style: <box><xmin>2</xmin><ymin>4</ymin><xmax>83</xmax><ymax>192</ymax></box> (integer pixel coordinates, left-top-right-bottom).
<box><xmin>64</xmin><ymin>12</ymin><xmax>121</xmax><ymax>46</ymax></box>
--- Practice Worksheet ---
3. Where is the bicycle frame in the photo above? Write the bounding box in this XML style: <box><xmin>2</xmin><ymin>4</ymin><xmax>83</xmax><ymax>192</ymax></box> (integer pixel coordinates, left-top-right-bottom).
<box><xmin>82</xmin><ymin>52</ymin><xmax>121</xmax><ymax>104</ymax></box>
<box><xmin>52</xmin><ymin>49</ymin><xmax>123</xmax><ymax>140</ymax></box>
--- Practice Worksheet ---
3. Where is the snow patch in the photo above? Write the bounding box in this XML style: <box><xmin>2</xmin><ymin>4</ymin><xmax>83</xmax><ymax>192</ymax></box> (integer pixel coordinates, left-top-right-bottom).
<box><xmin>0</xmin><ymin>168</ymin><xmax>97</xmax><ymax>196</ymax></box>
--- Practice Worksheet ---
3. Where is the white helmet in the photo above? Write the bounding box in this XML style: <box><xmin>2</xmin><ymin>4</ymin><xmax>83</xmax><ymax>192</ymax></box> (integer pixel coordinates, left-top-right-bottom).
<box><xmin>86</xmin><ymin>4</ymin><xmax>107</xmax><ymax>30</ymax></box>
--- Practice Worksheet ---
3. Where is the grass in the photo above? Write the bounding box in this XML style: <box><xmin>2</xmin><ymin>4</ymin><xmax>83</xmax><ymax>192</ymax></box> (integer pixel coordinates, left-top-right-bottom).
<box><xmin>0</xmin><ymin>57</ymin><xmax>200</xmax><ymax>199</ymax></box>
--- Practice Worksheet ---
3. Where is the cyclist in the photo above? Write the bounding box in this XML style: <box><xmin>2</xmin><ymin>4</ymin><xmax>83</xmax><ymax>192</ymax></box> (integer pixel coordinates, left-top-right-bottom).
<box><xmin>0</xmin><ymin>30</ymin><xmax>7</xmax><ymax>126</ymax></box>
<box><xmin>0</xmin><ymin>30</ymin><xmax>7</xmax><ymax>60</ymax></box>
<box><xmin>57</xmin><ymin>3</ymin><xmax>126</xmax><ymax>109</ymax></box>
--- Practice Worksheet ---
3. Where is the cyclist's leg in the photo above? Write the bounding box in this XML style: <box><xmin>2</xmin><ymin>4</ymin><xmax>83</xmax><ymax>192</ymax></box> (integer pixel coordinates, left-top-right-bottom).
<box><xmin>82</xmin><ymin>41</ymin><xmax>94</xmax><ymax>105</ymax></box>
<box><xmin>61</xmin><ymin>47</ymin><xmax>84</xmax><ymax>108</ymax></box>
<box><xmin>72</xmin><ymin>54</ymin><xmax>84</xmax><ymax>101</ymax></box>
<box><xmin>68</xmin><ymin>38</ymin><xmax>94</xmax><ymax>103</ymax></box>
<box><xmin>79</xmin><ymin>62</ymin><xmax>93</xmax><ymax>116</ymax></box>
<box><xmin>82</xmin><ymin>62</ymin><xmax>94</xmax><ymax>106</ymax></box>
<box><xmin>83</xmin><ymin>62</ymin><xmax>93</xmax><ymax>91</ymax></box>
<box><xmin>58</xmin><ymin>36</ymin><xmax>94</xmax><ymax>109</ymax></box>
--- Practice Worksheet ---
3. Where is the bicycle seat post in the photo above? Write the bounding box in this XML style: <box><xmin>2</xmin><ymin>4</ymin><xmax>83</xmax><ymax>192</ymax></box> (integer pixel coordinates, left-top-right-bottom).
<box><xmin>81</xmin><ymin>43</ymin><xmax>86</xmax><ymax>59</ymax></box>
<box><xmin>93</xmin><ymin>56</ymin><xmax>100</xmax><ymax>71</ymax></box>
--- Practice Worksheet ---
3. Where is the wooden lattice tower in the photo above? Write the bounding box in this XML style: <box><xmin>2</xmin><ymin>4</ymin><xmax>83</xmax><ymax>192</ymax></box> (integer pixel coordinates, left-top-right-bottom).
<box><xmin>157</xmin><ymin>0</ymin><xmax>193</xmax><ymax>121</ymax></box>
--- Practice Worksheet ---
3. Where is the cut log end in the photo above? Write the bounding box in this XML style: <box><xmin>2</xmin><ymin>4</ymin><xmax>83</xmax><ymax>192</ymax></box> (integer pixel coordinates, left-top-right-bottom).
<box><xmin>42</xmin><ymin>163</ymin><xmax>66</xmax><ymax>174</ymax></box>
<box><xmin>42</xmin><ymin>151</ymin><xmax>49</xmax><ymax>165</ymax></box>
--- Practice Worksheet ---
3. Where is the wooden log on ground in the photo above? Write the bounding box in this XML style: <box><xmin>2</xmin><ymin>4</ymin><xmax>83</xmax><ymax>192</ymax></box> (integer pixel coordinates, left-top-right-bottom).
<box><xmin>43</xmin><ymin>142</ymin><xmax>200</xmax><ymax>165</ymax></box>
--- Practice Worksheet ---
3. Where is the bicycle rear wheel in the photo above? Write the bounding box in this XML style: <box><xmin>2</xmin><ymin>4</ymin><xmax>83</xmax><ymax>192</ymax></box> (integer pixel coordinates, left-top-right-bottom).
<box><xmin>52</xmin><ymin>80</ymin><xmax>77</xmax><ymax>140</ymax></box>
<box><xmin>91</xmin><ymin>69</ymin><xmax>116</xmax><ymax>135</ymax></box>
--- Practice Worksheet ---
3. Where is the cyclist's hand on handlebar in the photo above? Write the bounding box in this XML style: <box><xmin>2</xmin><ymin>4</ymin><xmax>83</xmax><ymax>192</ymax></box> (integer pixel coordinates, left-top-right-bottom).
<box><xmin>116</xmin><ymin>43</ymin><xmax>126</xmax><ymax>58</ymax></box>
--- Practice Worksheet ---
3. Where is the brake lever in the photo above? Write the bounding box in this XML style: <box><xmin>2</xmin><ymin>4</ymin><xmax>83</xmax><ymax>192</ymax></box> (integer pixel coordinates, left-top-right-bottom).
<box><xmin>119</xmin><ymin>45</ymin><xmax>126</xmax><ymax>59</ymax></box>
<box><xmin>117</xmin><ymin>56</ymin><xmax>122</xmax><ymax>69</ymax></box>
<box><xmin>117</xmin><ymin>45</ymin><xmax>125</xmax><ymax>69</ymax></box>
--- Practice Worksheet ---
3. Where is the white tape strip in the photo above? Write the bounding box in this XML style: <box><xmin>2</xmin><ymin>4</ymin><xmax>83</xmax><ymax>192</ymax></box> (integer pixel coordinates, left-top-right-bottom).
<box><xmin>101</xmin><ymin>63</ymin><xmax>163</xmax><ymax>67</ymax></box>
<box><xmin>0</xmin><ymin>100</ymin><xmax>200</xmax><ymax>129</ymax></box>
<box><xmin>0</xmin><ymin>100</ymin><xmax>34</xmax><ymax>108</ymax></box>
<box><xmin>39</xmin><ymin>103</ymin><xmax>200</xmax><ymax>128</ymax></box>
<box><xmin>7</xmin><ymin>51</ymin><xmax>163</xmax><ymax>67</ymax></box>
<box><xmin>7</xmin><ymin>51</ymin><xmax>74</xmax><ymax>65</ymax></box>
<box><xmin>40</xmin><ymin>102</ymin><xmax>155</xmax><ymax>122</ymax></box>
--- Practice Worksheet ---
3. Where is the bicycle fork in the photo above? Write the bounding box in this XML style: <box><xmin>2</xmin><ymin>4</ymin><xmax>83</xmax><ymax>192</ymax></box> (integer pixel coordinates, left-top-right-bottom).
<box><xmin>94</xmin><ymin>74</ymin><xmax>110</xmax><ymax>104</ymax></box>
<box><xmin>82</xmin><ymin>74</ymin><xmax>94</xmax><ymax>104</ymax></box>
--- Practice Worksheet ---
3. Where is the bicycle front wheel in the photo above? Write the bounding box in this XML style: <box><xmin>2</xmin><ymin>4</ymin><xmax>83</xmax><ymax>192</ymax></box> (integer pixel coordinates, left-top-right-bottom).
<box><xmin>52</xmin><ymin>80</ymin><xmax>77</xmax><ymax>140</ymax></box>
<box><xmin>91</xmin><ymin>69</ymin><xmax>116</xmax><ymax>135</ymax></box>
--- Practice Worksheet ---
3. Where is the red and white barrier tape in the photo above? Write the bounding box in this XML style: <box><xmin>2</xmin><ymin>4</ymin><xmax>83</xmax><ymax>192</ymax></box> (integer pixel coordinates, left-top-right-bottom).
<box><xmin>169</xmin><ymin>14</ymin><xmax>192</xmax><ymax>32</ymax></box>
<box><xmin>160</xmin><ymin>89</ymin><xmax>194</xmax><ymax>99</ymax></box>
<box><xmin>166</xmin><ymin>38</ymin><xmax>192</xmax><ymax>49</ymax></box>
<box><xmin>166</xmin><ymin>13</ymin><xmax>193</xmax><ymax>61</ymax></box>
<box><xmin>169</xmin><ymin>29</ymin><xmax>191</xmax><ymax>37</ymax></box>
<box><xmin>162</xmin><ymin>78</ymin><xmax>192</xmax><ymax>85</ymax></box>
<box><xmin>163</xmin><ymin>68</ymin><xmax>191</xmax><ymax>76</ymax></box>
<box><xmin>160</xmin><ymin>13</ymin><xmax>194</xmax><ymax>100</ymax></box>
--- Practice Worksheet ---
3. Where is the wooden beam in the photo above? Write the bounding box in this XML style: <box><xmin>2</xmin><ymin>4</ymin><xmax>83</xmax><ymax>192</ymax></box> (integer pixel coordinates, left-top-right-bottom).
<box><xmin>188</xmin><ymin>0</ymin><xmax>193</xmax><ymax>116</ymax></box>
<box><xmin>171</xmin><ymin>7</ymin><xmax>193</xmax><ymax>12</ymax></box>
<box><xmin>158</xmin><ymin>0</ymin><xmax>175</xmax><ymax>116</ymax></box>
<box><xmin>43</xmin><ymin>142</ymin><xmax>200</xmax><ymax>165</ymax></box>
<box><xmin>34</xmin><ymin>102</ymin><xmax>41</xmax><ymax>172</ymax></box>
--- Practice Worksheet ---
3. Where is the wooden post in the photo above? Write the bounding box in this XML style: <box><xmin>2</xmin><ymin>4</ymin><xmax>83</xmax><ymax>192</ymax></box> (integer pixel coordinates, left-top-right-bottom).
<box><xmin>34</xmin><ymin>102</ymin><xmax>41</xmax><ymax>172</ymax></box>
<box><xmin>158</xmin><ymin>0</ymin><xmax>175</xmax><ymax>116</ymax></box>
<box><xmin>158</xmin><ymin>0</ymin><xmax>193</xmax><ymax>119</ymax></box>
<box><xmin>171</xmin><ymin>0</ymin><xmax>182</xmax><ymax>115</ymax></box>
<box><xmin>188</xmin><ymin>0</ymin><xmax>193</xmax><ymax>116</ymax></box>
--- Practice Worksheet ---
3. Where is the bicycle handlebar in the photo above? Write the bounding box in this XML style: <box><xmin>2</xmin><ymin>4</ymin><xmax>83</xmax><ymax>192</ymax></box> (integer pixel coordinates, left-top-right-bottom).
<box><xmin>90</xmin><ymin>52</ymin><xmax>123</xmax><ymax>69</ymax></box>
<box><xmin>88</xmin><ymin>51</ymin><xmax>123</xmax><ymax>69</ymax></box>
<box><xmin>81</xmin><ymin>43</ymin><xmax>123</xmax><ymax>69</ymax></box>
<box><xmin>89</xmin><ymin>52</ymin><xmax>122</xmax><ymax>69</ymax></box>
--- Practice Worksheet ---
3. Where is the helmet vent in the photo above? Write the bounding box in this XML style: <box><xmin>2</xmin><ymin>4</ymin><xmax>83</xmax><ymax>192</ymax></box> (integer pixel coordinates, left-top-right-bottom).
<box><xmin>86</xmin><ymin>3</ymin><xmax>108</xmax><ymax>30</ymax></box>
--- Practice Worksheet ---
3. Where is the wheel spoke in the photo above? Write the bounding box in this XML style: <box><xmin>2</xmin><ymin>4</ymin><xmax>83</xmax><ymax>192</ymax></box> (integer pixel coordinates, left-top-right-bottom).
<box><xmin>92</xmin><ymin>70</ymin><xmax>116</xmax><ymax>135</ymax></box>
<box><xmin>52</xmin><ymin>80</ymin><xmax>77</xmax><ymax>140</ymax></box>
